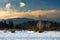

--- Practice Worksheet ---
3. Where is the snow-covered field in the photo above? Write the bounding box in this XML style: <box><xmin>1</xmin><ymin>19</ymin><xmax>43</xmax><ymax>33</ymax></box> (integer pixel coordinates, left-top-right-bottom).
<box><xmin>0</xmin><ymin>30</ymin><xmax>60</xmax><ymax>40</ymax></box>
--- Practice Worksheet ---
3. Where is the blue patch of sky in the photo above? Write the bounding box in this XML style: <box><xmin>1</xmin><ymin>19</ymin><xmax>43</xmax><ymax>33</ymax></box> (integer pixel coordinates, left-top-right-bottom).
<box><xmin>0</xmin><ymin>0</ymin><xmax>60</xmax><ymax>11</ymax></box>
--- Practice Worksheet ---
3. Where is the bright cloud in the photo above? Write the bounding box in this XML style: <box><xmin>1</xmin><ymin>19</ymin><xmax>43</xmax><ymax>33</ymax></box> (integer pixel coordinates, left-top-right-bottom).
<box><xmin>6</xmin><ymin>3</ymin><xmax>11</xmax><ymax>10</ymax></box>
<box><xmin>0</xmin><ymin>10</ymin><xmax>60</xmax><ymax>19</ymax></box>
<box><xmin>20</xmin><ymin>2</ymin><xmax>25</xmax><ymax>7</ymax></box>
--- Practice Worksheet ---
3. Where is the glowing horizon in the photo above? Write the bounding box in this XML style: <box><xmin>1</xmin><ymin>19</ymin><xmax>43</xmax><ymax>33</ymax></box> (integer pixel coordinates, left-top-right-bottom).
<box><xmin>0</xmin><ymin>10</ymin><xmax>60</xmax><ymax>19</ymax></box>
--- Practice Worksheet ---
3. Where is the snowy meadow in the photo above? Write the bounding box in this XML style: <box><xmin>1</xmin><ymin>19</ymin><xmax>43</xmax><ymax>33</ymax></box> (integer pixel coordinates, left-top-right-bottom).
<box><xmin>0</xmin><ymin>30</ymin><xmax>60</xmax><ymax>40</ymax></box>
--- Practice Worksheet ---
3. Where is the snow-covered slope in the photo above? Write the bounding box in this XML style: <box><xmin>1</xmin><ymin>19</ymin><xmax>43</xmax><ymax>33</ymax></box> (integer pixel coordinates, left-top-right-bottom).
<box><xmin>0</xmin><ymin>31</ymin><xmax>60</xmax><ymax>40</ymax></box>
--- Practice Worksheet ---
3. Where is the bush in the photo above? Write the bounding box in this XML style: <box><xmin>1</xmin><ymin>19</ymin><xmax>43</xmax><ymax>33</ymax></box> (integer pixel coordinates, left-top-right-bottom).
<box><xmin>9</xmin><ymin>29</ymin><xmax>16</xmax><ymax>33</ymax></box>
<box><xmin>38</xmin><ymin>27</ymin><xmax>44</xmax><ymax>33</ymax></box>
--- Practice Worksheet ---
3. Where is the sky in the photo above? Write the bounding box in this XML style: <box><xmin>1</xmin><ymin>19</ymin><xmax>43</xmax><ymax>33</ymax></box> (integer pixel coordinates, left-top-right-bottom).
<box><xmin>0</xmin><ymin>0</ymin><xmax>60</xmax><ymax>11</ymax></box>
<box><xmin>0</xmin><ymin>0</ymin><xmax>60</xmax><ymax>21</ymax></box>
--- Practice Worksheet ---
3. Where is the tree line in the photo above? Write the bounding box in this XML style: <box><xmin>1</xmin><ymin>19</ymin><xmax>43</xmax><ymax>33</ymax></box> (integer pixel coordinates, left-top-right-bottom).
<box><xmin>0</xmin><ymin>19</ymin><xmax>60</xmax><ymax>33</ymax></box>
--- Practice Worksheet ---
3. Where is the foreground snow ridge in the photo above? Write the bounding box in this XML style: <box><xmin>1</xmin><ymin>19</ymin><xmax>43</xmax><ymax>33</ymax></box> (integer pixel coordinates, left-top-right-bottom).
<box><xmin>0</xmin><ymin>31</ymin><xmax>60</xmax><ymax>40</ymax></box>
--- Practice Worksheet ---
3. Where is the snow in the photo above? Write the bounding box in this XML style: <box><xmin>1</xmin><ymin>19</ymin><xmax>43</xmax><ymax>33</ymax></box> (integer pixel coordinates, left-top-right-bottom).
<box><xmin>0</xmin><ymin>30</ymin><xmax>60</xmax><ymax>40</ymax></box>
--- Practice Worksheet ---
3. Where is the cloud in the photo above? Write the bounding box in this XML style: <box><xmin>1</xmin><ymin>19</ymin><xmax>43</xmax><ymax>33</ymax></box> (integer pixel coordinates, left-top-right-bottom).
<box><xmin>20</xmin><ymin>2</ymin><xmax>25</xmax><ymax>7</ymax></box>
<box><xmin>6</xmin><ymin>3</ymin><xmax>11</xmax><ymax>10</ymax></box>
<box><xmin>0</xmin><ymin>10</ymin><xmax>60</xmax><ymax>19</ymax></box>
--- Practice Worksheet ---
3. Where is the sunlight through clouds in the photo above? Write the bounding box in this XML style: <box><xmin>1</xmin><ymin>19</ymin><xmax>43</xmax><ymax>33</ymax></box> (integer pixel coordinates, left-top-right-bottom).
<box><xmin>0</xmin><ymin>10</ymin><xmax>60</xmax><ymax>19</ymax></box>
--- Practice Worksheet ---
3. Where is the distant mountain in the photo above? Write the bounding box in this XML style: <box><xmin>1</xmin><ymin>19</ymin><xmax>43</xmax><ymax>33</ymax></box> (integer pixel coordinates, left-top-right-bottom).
<box><xmin>42</xmin><ymin>18</ymin><xmax>60</xmax><ymax>22</ymax></box>
<box><xmin>1</xmin><ymin>18</ymin><xmax>36</xmax><ymax>25</ymax></box>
